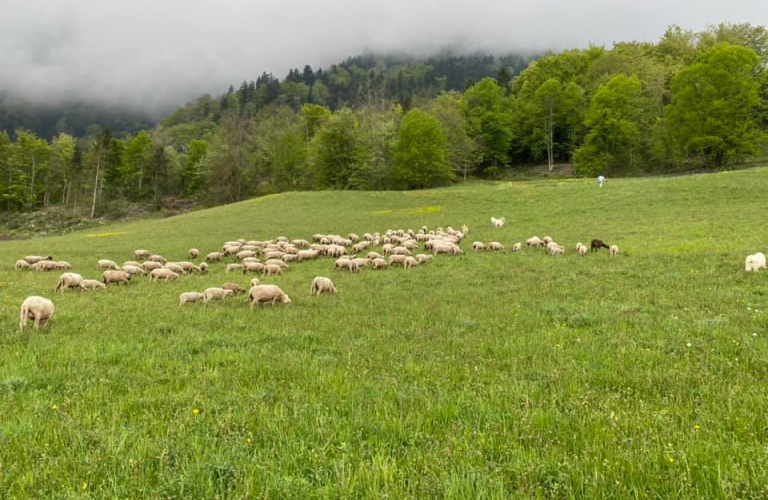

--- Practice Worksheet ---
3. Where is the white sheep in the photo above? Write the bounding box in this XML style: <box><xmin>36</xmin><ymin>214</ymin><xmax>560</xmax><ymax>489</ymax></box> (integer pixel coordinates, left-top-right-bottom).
<box><xmin>134</xmin><ymin>249</ymin><xmax>151</xmax><ymax>259</ymax></box>
<box><xmin>489</xmin><ymin>242</ymin><xmax>504</xmax><ymax>251</ymax></box>
<box><xmin>415</xmin><ymin>254</ymin><xmax>434</xmax><ymax>264</ymax></box>
<box><xmin>203</xmin><ymin>287</ymin><xmax>235</xmax><ymax>303</ymax></box>
<box><xmin>33</xmin><ymin>260</ymin><xmax>58</xmax><ymax>271</ymax></box>
<box><xmin>149</xmin><ymin>268</ymin><xmax>179</xmax><ymax>282</ymax></box>
<box><xmin>24</xmin><ymin>255</ymin><xmax>53</xmax><ymax>264</ymax></box>
<box><xmin>472</xmin><ymin>241</ymin><xmax>486</xmax><ymax>251</ymax></box>
<box><xmin>222</xmin><ymin>283</ymin><xmax>247</xmax><ymax>295</ymax></box>
<box><xmin>206</xmin><ymin>252</ymin><xmax>224</xmax><ymax>262</ymax></box>
<box><xmin>199</xmin><ymin>262</ymin><xmax>209</xmax><ymax>274</ymax></box>
<box><xmin>15</xmin><ymin>260</ymin><xmax>32</xmax><ymax>270</ymax></box>
<box><xmin>98</xmin><ymin>259</ymin><xmax>119</xmax><ymax>270</ymax></box>
<box><xmin>142</xmin><ymin>261</ymin><xmax>163</xmax><ymax>272</ymax></box>
<box><xmin>310</xmin><ymin>277</ymin><xmax>338</xmax><ymax>296</ymax></box>
<box><xmin>122</xmin><ymin>265</ymin><xmax>145</xmax><ymax>276</ymax></box>
<box><xmin>745</xmin><ymin>252</ymin><xmax>766</xmax><ymax>272</ymax></box>
<box><xmin>371</xmin><ymin>258</ymin><xmax>389</xmax><ymax>269</ymax></box>
<box><xmin>491</xmin><ymin>217</ymin><xmax>506</xmax><ymax>228</ymax></box>
<box><xmin>549</xmin><ymin>246</ymin><xmax>565</xmax><ymax>255</ymax></box>
<box><xmin>80</xmin><ymin>279</ymin><xmax>106</xmax><ymax>291</ymax></box>
<box><xmin>610</xmin><ymin>245</ymin><xmax>619</xmax><ymax>256</ymax></box>
<box><xmin>179</xmin><ymin>292</ymin><xmax>205</xmax><ymax>305</ymax></box>
<box><xmin>20</xmin><ymin>296</ymin><xmax>55</xmax><ymax>330</ymax></box>
<box><xmin>148</xmin><ymin>254</ymin><xmax>166</xmax><ymax>264</ymax></box>
<box><xmin>226</xmin><ymin>263</ymin><xmax>243</xmax><ymax>273</ymax></box>
<box><xmin>512</xmin><ymin>242</ymin><xmax>522</xmax><ymax>252</ymax></box>
<box><xmin>263</xmin><ymin>264</ymin><xmax>283</xmax><ymax>276</ymax></box>
<box><xmin>250</xmin><ymin>278</ymin><xmax>261</xmax><ymax>288</ymax></box>
<box><xmin>188</xmin><ymin>248</ymin><xmax>199</xmax><ymax>259</ymax></box>
<box><xmin>578</xmin><ymin>245</ymin><xmax>588</xmax><ymax>256</ymax></box>
<box><xmin>248</xmin><ymin>284</ymin><xmax>292</xmax><ymax>308</ymax></box>
<box><xmin>103</xmin><ymin>270</ymin><xmax>132</xmax><ymax>285</ymax></box>
<box><xmin>54</xmin><ymin>261</ymin><xmax>72</xmax><ymax>270</ymax></box>
<box><xmin>404</xmin><ymin>256</ymin><xmax>419</xmax><ymax>269</ymax></box>
<box><xmin>54</xmin><ymin>272</ymin><xmax>83</xmax><ymax>293</ymax></box>
<box><xmin>543</xmin><ymin>236</ymin><xmax>553</xmax><ymax>245</ymax></box>
<box><xmin>526</xmin><ymin>236</ymin><xmax>543</xmax><ymax>247</ymax></box>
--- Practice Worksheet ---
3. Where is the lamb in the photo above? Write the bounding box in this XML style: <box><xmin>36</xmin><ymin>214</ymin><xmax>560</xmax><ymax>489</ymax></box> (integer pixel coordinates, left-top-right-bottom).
<box><xmin>148</xmin><ymin>254</ymin><xmax>166</xmax><ymax>264</ymax></box>
<box><xmin>179</xmin><ymin>292</ymin><xmax>204</xmax><ymax>305</ymax></box>
<box><xmin>226</xmin><ymin>263</ymin><xmax>243</xmax><ymax>273</ymax></box>
<box><xmin>265</xmin><ymin>259</ymin><xmax>289</xmax><ymax>269</ymax></box>
<box><xmin>366</xmin><ymin>252</ymin><xmax>385</xmax><ymax>260</ymax></box>
<box><xmin>542</xmin><ymin>236</ymin><xmax>553</xmax><ymax>245</ymax></box>
<box><xmin>15</xmin><ymin>260</ymin><xmax>32</xmax><ymax>270</ymax></box>
<box><xmin>33</xmin><ymin>260</ymin><xmax>58</xmax><ymax>271</ymax></box>
<box><xmin>392</xmin><ymin>246</ymin><xmax>411</xmax><ymax>255</ymax></box>
<box><xmin>199</xmin><ymin>262</ymin><xmax>209</xmax><ymax>274</ymax></box>
<box><xmin>489</xmin><ymin>242</ymin><xmax>504</xmax><ymax>251</ymax></box>
<box><xmin>264</xmin><ymin>251</ymin><xmax>283</xmax><ymax>260</ymax></box>
<box><xmin>176</xmin><ymin>262</ymin><xmax>199</xmax><ymax>274</ymax></box>
<box><xmin>591</xmin><ymin>239</ymin><xmax>610</xmax><ymax>252</ymax></box>
<box><xmin>526</xmin><ymin>236</ymin><xmax>543</xmax><ymax>247</ymax></box>
<box><xmin>19</xmin><ymin>296</ymin><xmax>55</xmax><ymax>330</ymax></box>
<box><xmin>382</xmin><ymin>244</ymin><xmax>394</xmax><ymax>255</ymax></box>
<box><xmin>236</xmin><ymin>250</ymin><xmax>257</xmax><ymax>261</ymax></box>
<box><xmin>222</xmin><ymin>283</ymin><xmax>247</xmax><ymax>295</ymax></box>
<box><xmin>54</xmin><ymin>272</ymin><xmax>83</xmax><ymax>293</ymax></box>
<box><xmin>248</xmin><ymin>284</ymin><xmax>292</xmax><ymax>308</ymax></box>
<box><xmin>206</xmin><ymin>252</ymin><xmax>224</xmax><ymax>262</ymax></box>
<box><xmin>549</xmin><ymin>246</ymin><xmax>565</xmax><ymax>255</ymax></box>
<box><xmin>149</xmin><ymin>268</ymin><xmax>178</xmax><ymax>282</ymax></box>
<box><xmin>54</xmin><ymin>261</ymin><xmax>72</xmax><ymax>270</ymax></box>
<box><xmin>433</xmin><ymin>244</ymin><xmax>463</xmax><ymax>256</ymax></box>
<box><xmin>123</xmin><ymin>261</ymin><xmax>143</xmax><ymax>268</ymax></box>
<box><xmin>472</xmin><ymin>241</ymin><xmax>486</xmax><ymax>251</ymax></box>
<box><xmin>24</xmin><ymin>255</ymin><xmax>53</xmax><ymax>264</ymax></box>
<box><xmin>491</xmin><ymin>217</ymin><xmax>506</xmax><ymax>228</ymax></box>
<box><xmin>297</xmin><ymin>249</ymin><xmax>319</xmax><ymax>261</ymax></box>
<box><xmin>250</xmin><ymin>278</ymin><xmax>261</xmax><ymax>288</ymax></box>
<box><xmin>188</xmin><ymin>248</ymin><xmax>199</xmax><ymax>259</ymax></box>
<box><xmin>134</xmin><ymin>249</ymin><xmax>151</xmax><ymax>259</ymax></box>
<box><xmin>282</xmin><ymin>254</ymin><xmax>298</xmax><ymax>263</ymax></box>
<box><xmin>461</xmin><ymin>224</ymin><xmax>469</xmax><ymax>234</ymax></box>
<box><xmin>415</xmin><ymin>254</ymin><xmax>434</xmax><ymax>264</ymax></box>
<box><xmin>243</xmin><ymin>261</ymin><xmax>265</xmax><ymax>274</ymax></box>
<box><xmin>97</xmin><ymin>259</ymin><xmax>119</xmax><ymax>270</ymax></box>
<box><xmin>334</xmin><ymin>259</ymin><xmax>360</xmax><ymax>273</ymax></box>
<box><xmin>203</xmin><ymin>287</ymin><xmax>235</xmax><ymax>303</ymax></box>
<box><xmin>745</xmin><ymin>252</ymin><xmax>767</xmax><ymax>272</ymax></box>
<box><xmin>371</xmin><ymin>258</ymin><xmax>389</xmax><ymax>269</ymax></box>
<box><xmin>122</xmin><ymin>265</ymin><xmax>145</xmax><ymax>276</ymax></box>
<box><xmin>512</xmin><ymin>242</ymin><xmax>522</xmax><ymax>252</ymax></box>
<box><xmin>142</xmin><ymin>261</ymin><xmax>163</xmax><ymax>272</ymax></box>
<box><xmin>310</xmin><ymin>276</ymin><xmax>338</xmax><ymax>296</ymax></box>
<box><xmin>404</xmin><ymin>256</ymin><xmax>419</xmax><ymax>269</ymax></box>
<box><xmin>103</xmin><ymin>270</ymin><xmax>132</xmax><ymax>285</ymax></box>
<box><xmin>578</xmin><ymin>245</ymin><xmax>588</xmax><ymax>256</ymax></box>
<box><xmin>609</xmin><ymin>245</ymin><xmax>619</xmax><ymax>256</ymax></box>
<box><xmin>164</xmin><ymin>263</ymin><xmax>185</xmax><ymax>275</ymax></box>
<box><xmin>388</xmin><ymin>254</ymin><xmax>408</xmax><ymax>265</ymax></box>
<box><xmin>80</xmin><ymin>279</ymin><xmax>106</xmax><ymax>291</ymax></box>
<box><xmin>263</xmin><ymin>264</ymin><xmax>283</xmax><ymax>276</ymax></box>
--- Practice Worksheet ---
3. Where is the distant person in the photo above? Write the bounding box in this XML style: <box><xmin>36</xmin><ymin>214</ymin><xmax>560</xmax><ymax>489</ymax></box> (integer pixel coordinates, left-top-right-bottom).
<box><xmin>597</xmin><ymin>175</ymin><xmax>605</xmax><ymax>188</ymax></box>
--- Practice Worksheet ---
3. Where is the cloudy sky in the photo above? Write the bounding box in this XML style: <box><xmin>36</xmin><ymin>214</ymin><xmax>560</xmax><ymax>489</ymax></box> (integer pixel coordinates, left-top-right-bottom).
<box><xmin>1</xmin><ymin>0</ymin><xmax>765</xmax><ymax>115</ymax></box>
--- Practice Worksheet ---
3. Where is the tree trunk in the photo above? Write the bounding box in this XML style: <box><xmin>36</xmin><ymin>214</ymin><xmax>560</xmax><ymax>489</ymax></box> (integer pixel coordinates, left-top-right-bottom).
<box><xmin>90</xmin><ymin>154</ymin><xmax>101</xmax><ymax>219</ymax></box>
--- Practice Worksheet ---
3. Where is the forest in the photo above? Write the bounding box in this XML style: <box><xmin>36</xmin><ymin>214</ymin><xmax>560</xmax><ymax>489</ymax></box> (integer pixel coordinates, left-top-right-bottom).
<box><xmin>0</xmin><ymin>23</ymin><xmax>766</xmax><ymax>217</ymax></box>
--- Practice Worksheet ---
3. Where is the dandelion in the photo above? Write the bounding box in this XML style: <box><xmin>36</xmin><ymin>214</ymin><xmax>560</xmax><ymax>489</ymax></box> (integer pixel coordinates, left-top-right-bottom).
<box><xmin>81</xmin><ymin>482</ymin><xmax>88</xmax><ymax>490</ymax></box>
<box><xmin>192</xmin><ymin>408</ymin><xmax>200</xmax><ymax>415</ymax></box>
<box><xmin>752</xmin><ymin>333</ymin><xmax>758</xmax><ymax>337</ymax></box>
<box><xmin>694</xmin><ymin>425</ymin><xmax>701</xmax><ymax>431</ymax></box>
<box><xmin>51</xmin><ymin>404</ymin><xmax>58</xmax><ymax>410</ymax></box>
<box><xmin>686</xmin><ymin>342</ymin><xmax>691</xmax><ymax>347</ymax></box>
<box><xmin>246</xmin><ymin>438</ymin><xmax>253</xmax><ymax>445</ymax></box>
<box><xmin>668</xmin><ymin>457</ymin><xmax>675</xmax><ymax>463</ymax></box>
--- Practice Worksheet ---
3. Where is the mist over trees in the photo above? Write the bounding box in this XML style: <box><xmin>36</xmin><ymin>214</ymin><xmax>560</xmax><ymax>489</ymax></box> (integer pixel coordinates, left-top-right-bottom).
<box><xmin>1</xmin><ymin>23</ymin><xmax>767</xmax><ymax>217</ymax></box>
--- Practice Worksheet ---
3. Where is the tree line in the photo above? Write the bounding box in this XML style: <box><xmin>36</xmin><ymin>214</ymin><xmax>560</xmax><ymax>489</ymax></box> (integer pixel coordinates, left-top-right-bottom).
<box><xmin>1</xmin><ymin>23</ymin><xmax>766</xmax><ymax>216</ymax></box>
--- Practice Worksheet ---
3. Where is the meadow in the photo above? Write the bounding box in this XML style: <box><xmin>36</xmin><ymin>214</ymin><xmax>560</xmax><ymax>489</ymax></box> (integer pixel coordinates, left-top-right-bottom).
<box><xmin>1</xmin><ymin>169</ymin><xmax>768</xmax><ymax>499</ymax></box>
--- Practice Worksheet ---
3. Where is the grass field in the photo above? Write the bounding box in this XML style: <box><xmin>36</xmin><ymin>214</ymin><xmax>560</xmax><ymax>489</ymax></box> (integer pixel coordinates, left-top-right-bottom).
<box><xmin>1</xmin><ymin>169</ymin><xmax>768</xmax><ymax>499</ymax></box>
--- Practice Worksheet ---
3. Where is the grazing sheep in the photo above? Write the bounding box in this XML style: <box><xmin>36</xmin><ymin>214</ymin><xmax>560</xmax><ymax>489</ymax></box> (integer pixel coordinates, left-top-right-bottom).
<box><xmin>98</xmin><ymin>259</ymin><xmax>119</xmax><ymax>270</ymax></box>
<box><xmin>433</xmin><ymin>244</ymin><xmax>463</xmax><ymax>256</ymax></box>
<box><xmin>549</xmin><ymin>246</ymin><xmax>565</xmax><ymax>255</ymax></box>
<box><xmin>103</xmin><ymin>270</ymin><xmax>132</xmax><ymax>285</ymax></box>
<box><xmin>334</xmin><ymin>259</ymin><xmax>360</xmax><ymax>273</ymax></box>
<box><xmin>415</xmin><ymin>254</ymin><xmax>434</xmax><ymax>264</ymax></box>
<box><xmin>575</xmin><ymin>243</ymin><xmax>584</xmax><ymax>251</ymax></box>
<box><xmin>248</xmin><ymin>284</ymin><xmax>292</xmax><ymax>308</ymax></box>
<box><xmin>177</xmin><ymin>262</ymin><xmax>199</xmax><ymax>274</ymax></box>
<box><xmin>148</xmin><ymin>254</ymin><xmax>166</xmax><ymax>264</ymax></box>
<box><xmin>122</xmin><ymin>265</ymin><xmax>145</xmax><ymax>276</ymax></box>
<box><xmin>578</xmin><ymin>245</ymin><xmax>588</xmax><ymax>256</ymax></box>
<box><xmin>149</xmin><ymin>268</ymin><xmax>178</xmax><ymax>283</ymax></box>
<box><xmin>54</xmin><ymin>272</ymin><xmax>83</xmax><ymax>293</ymax></box>
<box><xmin>263</xmin><ymin>264</ymin><xmax>283</xmax><ymax>276</ymax></box>
<box><xmin>472</xmin><ymin>241</ymin><xmax>486</xmax><ymax>252</ymax></box>
<box><xmin>134</xmin><ymin>249</ymin><xmax>151</xmax><ymax>259</ymax></box>
<box><xmin>392</xmin><ymin>246</ymin><xmax>411</xmax><ymax>255</ymax></box>
<box><xmin>609</xmin><ymin>245</ymin><xmax>619</xmax><ymax>256</ymax></box>
<box><xmin>491</xmin><ymin>217</ymin><xmax>506</xmax><ymax>228</ymax></box>
<box><xmin>33</xmin><ymin>260</ymin><xmax>58</xmax><ymax>272</ymax></box>
<box><xmin>199</xmin><ymin>262</ymin><xmax>209</xmax><ymax>274</ymax></box>
<box><xmin>236</xmin><ymin>250</ymin><xmax>257</xmax><ymax>261</ymax></box>
<box><xmin>15</xmin><ymin>260</ymin><xmax>32</xmax><ymax>270</ymax></box>
<box><xmin>24</xmin><ymin>255</ymin><xmax>53</xmax><ymax>264</ymax></box>
<box><xmin>250</xmin><ymin>278</ymin><xmax>261</xmax><ymax>288</ymax></box>
<box><xmin>366</xmin><ymin>251</ymin><xmax>385</xmax><ymax>260</ymax></box>
<box><xmin>512</xmin><ymin>242</ymin><xmax>522</xmax><ymax>252</ymax></box>
<box><xmin>179</xmin><ymin>292</ymin><xmax>204</xmax><ymax>305</ymax></box>
<box><xmin>282</xmin><ymin>254</ymin><xmax>298</xmax><ymax>263</ymax></box>
<box><xmin>142</xmin><ymin>261</ymin><xmax>163</xmax><ymax>272</ymax></box>
<box><xmin>19</xmin><ymin>296</ymin><xmax>55</xmax><ymax>330</ymax></box>
<box><xmin>526</xmin><ymin>236</ymin><xmax>543</xmax><ymax>247</ymax></box>
<box><xmin>371</xmin><ymin>258</ymin><xmax>389</xmax><ymax>269</ymax></box>
<box><xmin>123</xmin><ymin>261</ymin><xmax>143</xmax><ymax>268</ymax></box>
<box><xmin>388</xmin><ymin>254</ymin><xmax>408</xmax><ymax>265</ymax></box>
<box><xmin>297</xmin><ymin>249</ymin><xmax>319</xmax><ymax>261</ymax></box>
<box><xmin>404</xmin><ymin>256</ymin><xmax>419</xmax><ymax>269</ymax></box>
<box><xmin>165</xmin><ymin>263</ymin><xmax>184</xmax><ymax>275</ymax></box>
<box><xmin>222</xmin><ymin>283</ymin><xmax>247</xmax><ymax>295</ymax></box>
<box><xmin>80</xmin><ymin>279</ymin><xmax>106</xmax><ymax>291</ymax></box>
<box><xmin>461</xmin><ymin>224</ymin><xmax>469</xmax><ymax>234</ymax></box>
<box><xmin>310</xmin><ymin>276</ymin><xmax>338</xmax><ymax>296</ymax></box>
<box><xmin>265</xmin><ymin>259</ymin><xmax>289</xmax><ymax>270</ymax></box>
<box><xmin>745</xmin><ymin>252</ymin><xmax>767</xmax><ymax>272</ymax></box>
<box><xmin>489</xmin><ymin>242</ymin><xmax>504</xmax><ymax>251</ymax></box>
<box><xmin>542</xmin><ymin>236</ymin><xmax>553</xmax><ymax>245</ymax></box>
<box><xmin>206</xmin><ymin>252</ymin><xmax>225</xmax><ymax>262</ymax></box>
<box><xmin>54</xmin><ymin>261</ymin><xmax>72</xmax><ymax>270</ymax></box>
<box><xmin>243</xmin><ymin>261</ymin><xmax>265</xmax><ymax>274</ymax></box>
<box><xmin>591</xmin><ymin>239</ymin><xmax>610</xmax><ymax>252</ymax></box>
<box><xmin>203</xmin><ymin>287</ymin><xmax>235</xmax><ymax>304</ymax></box>
<box><xmin>353</xmin><ymin>258</ymin><xmax>370</xmax><ymax>268</ymax></box>
<box><xmin>188</xmin><ymin>248</ymin><xmax>199</xmax><ymax>259</ymax></box>
<box><xmin>226</xmin><ymin>263</ymin><xmax>243</xmax><ymax>273</ymax></box>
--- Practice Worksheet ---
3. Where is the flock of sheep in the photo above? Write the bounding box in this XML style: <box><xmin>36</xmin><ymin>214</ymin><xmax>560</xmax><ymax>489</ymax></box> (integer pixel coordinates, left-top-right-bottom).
<box><xmin>15</xmin><ymin>216</ymin><xmax>628</xmax><ymax>330</ymax></box>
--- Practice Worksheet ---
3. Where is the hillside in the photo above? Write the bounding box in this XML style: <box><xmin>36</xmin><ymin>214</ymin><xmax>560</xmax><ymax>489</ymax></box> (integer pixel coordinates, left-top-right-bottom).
<box><xmin>1</xmin><ymin>170</ymin><xmax>768</xmax><ymax>498</ymax></box>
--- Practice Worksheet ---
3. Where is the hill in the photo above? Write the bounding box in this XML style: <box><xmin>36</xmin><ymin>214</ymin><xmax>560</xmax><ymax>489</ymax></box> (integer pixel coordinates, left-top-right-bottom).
<box><xmin>1</xmin><ymin>170</ymin><xmax>768</xmax><ymax>498</ymax></box>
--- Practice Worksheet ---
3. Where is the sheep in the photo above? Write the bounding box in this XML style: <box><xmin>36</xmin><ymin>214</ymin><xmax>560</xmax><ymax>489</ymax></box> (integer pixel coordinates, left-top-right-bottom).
<box><xmin>575</xmin><ymin>243</ymin><xmax>584</xmax><ymax>251</ymax></box>
<box><xmin>310</xmin><ymin>276</ymin><xmax>338</xmax><ymax>296</ymax></box>
<box><xmin>222</xmin><ymin>244</ymin><xmax>241</xmax><ymax>256</ymax></box>
<box><xmin>199</xmin><ymin>262</ymin><xmax>209</xmax><ymax>274</ymax></box>
<box><xmin>334</xmin><ymin>258</ymin><xmax>359</xmax><ymax>273</ymax></box>
<box><xmin>433</xmin><ymin>244</ymin><xmax>463</xmax><ymax>256</ymax></box>
<box><xmin>745</xmin><ymin>252</ymin><xmax>767</xmax><ymax>272</ymax></box>
<box><xmin>549</xmin><ymin>246</ymin><xmax>565</xmax><ymax>255</ymax></box>
<box><xmin>103</xmin><ymin>270</ymin><xmax>132</xmax><ymax>285</ymax></box>
<box><xmin>179</xmin><ymin>292</ymin><xmax>204</xmax><ymax>305</ymax></box>
<box><xmin>382</xmin><ymin>244</ymin><xmax>394</xmax><ymax>255</ymax></box>
<box><xmin>243</xmin><ymin>261</ymin><xmax>265</xmax><ymax>274</ymax></box>
<box><xmin>512</xmin><ymin>242</ymin><xmax>522</xmax><ymax>252</ymax></box>
<box><xmin>388</xmin><ymin>254</ymin><xmax>408</xmax><ymax>265</ymax></box>
<box><xmin>392</xmin><ymin>246</ymin><xmax>411</xmax><ymax>255</ymax></box>
<box><xmin>265</xmin><ymin>259</ymin><xmax>289</xmax><ymax>270</ymax></box>
<box><xmin>19</xmin><ymin>296</ymin><xmax>55</xmax><ymax>330</ymax></box>
<box><xmin>248</xmin><ymin>284</ymin><xmax>292</xmax><ymax>308</ymax></box>
<box><xmin>297</xmin><ymin>250</ymin><xmax>319</xmax><ymax>261</ymax></box>
<box><xmin>226</xmin><ymin>263</ymin><xmax>243</xmax><ymax>273</ymax></box>
<box><xmin>282</xmin><ymin>254</ymin><xmax>298</xmax><ymax>263</ymax></box>
<box><xmin>353</xmin><ymin>257</ymin><xmax>370</xmax><ymax>268</ymax></box>
<box><xmin>263</xmin><ymin>264</ymin><xmax>283</xmax><ymax>276</ymax></box>
<box><xmin>148</xmin><ymin>254</ymin><xmax>166</xmax><ymax>264</ymax></box>
<box><xmin>366</xmin><ymin>251</ymin><xmax>385</xmax><ymax>260</ymax></box>
<box><xmin>461</xmin><ymin>224</ymin><xmax>469</xmax><ymax>234</ymax></box>
<box><xmin>54</xmin><ymin>272</ymin><xmax>83</xmax><ymax>293</ymax></box>
<box><xmin>404</xmin><ymin>256</ymin><xmax>419</xmax><ymax>269</ymax></box>
<box><xmin>264</xmin><ymin>251</ymin><xmax>283</xmax><ymax>260</ymax></box>
<box><xmin>236</xmin><ymin>250</ymin><xmax>257</xmax><ymax>261</ymax></box>
<box><xmin>134</xmin><ymin>249</ymin><xmax>151</xmax><ymax>259</ymax></box>
<box><xmin>97</xmin><ymin>259</ymin><xmax>119</xmax><ymax>270</ymax></box>
<box><xmin>415</xmin><ymin>254</ymin><xmax>434</xmax><ymax>264</ymax></box>
<box><xmin>176</xmin><ymin>262</ymin><xmax>199</xmax><ymax>274</ymax></box>
<box><xmin>203</xmin><ymin>287</ymin><xmax>235</xmax><ymax>303</ymax></box>
<box><xmin>165</xmin><ymin>263</ymin><xmax>184</xmax><ymax>275</ymax></box>
<box><xmin>546</xmin><ymin>241</ymin><xmax>563</xmax><ymax>251</ymax></box>
<box><xmin>222</xmin><ymin>283</ymin><xmax>247</xmax><ymax>295</ymax></box>
<box><xmin>292</xmin><ymin>239</ymin><xmax>309</xmax><ymax>248</ymax></box>
<box><xmin>33</xmin><ymin>260</ymin><xmax>58</xmax><ymax>272</ymax></box>
<box><xmin>491</xmin><ymin>217</ymin><xmax>506</xmax><ymax>228</ymax></box>
<box><xmin>542</xmin><ymin>236</ymin><xmax>553</xmax><ymax>245</ymax></box>
<box><xmin>489</xmin><ymin>242</ymin><xmax>504</xmax><ymax>251</ymax></box>
<box><xmin>15</xmin><ymin>260</ymin><xmax>32</xmax><ymax>270</ymax></box>
<box><xmin>578</xmin><ymin>245</ymin><xmax>588</xmax><ymax>256</ymax></box>
<box><xmin>80</xmin><ymin>279</ymin><xmax>106</xmax><ymax>291</ymax></box>
<box><xmin>123</xmin><ymin>260</ymin><xmax>143</xmax><ymax>268</ymax></box>
<box><xmin>609</xmin><ymin>245</ymin><xmax>619</xmax><ymax>256</ymax></box>
<box><xmin>142</xmin><ymin>261</ymin><xmax>163</xmax><ymax>272</ymax></box>
<box><xmin>591</xmin><ymin>239</ymin><xmax>610</xmax><ymax>252</ymax></box>
<box><xmin>149</xmin><ymin>268</ymin><xmax>178</xmax><ymax>283</ymax></box>
<box><xmin>122</xmin><ymin>265</ymin><xmax>145</xmax><ymax>276</ymax></box>
<box><xmin>188</xmin><ymin>248</ymin><xmax>199</xmax><ymax>259</ymax></box>
<box><xmin>54</xmin><ymin>261</ymin><xmax>72</xmax><ymax>270</ymax></box>
<box><xmin>206</xmin><ymin>252</ymin><xmax>224</xmax><ymax>262</ymax></box>
<box><xmin>526</xmin><ymin>236</ymin><xmax>543</xmax><ymax>247</ymax></box>
<box><xmin>371</xmin><ymin>258</ymin><xmax>389</xmax><ymax>269</ymax></box>
<box><xmin>24</xmin><ymin>255</ymin><xmax>53</xmax><ymax>264</ymax></box>
<box><xmin>250</xmin><ymin>278</ymin><xmax>261</xmax><ymax>288</ymax></box>
<box><xmin>472</xmin><ymin>241</ymin><xmax>486</xmax><ymax>252</ymax></box>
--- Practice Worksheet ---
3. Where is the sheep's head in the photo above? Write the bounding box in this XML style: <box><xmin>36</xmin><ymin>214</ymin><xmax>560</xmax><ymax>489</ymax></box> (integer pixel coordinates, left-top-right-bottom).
<box><xmin>281</xmin><ymin>294</ymin><xmax>292</xmax><ymax>304</ymax></box>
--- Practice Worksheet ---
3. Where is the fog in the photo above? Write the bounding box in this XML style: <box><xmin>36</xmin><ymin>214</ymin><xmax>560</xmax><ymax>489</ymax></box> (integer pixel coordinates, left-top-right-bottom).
<box><xmin>1</xmin><ymin>0</ymin><xmax>765</xmax><ymax>116</ymax></box>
